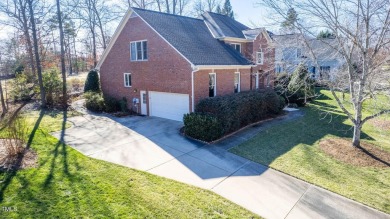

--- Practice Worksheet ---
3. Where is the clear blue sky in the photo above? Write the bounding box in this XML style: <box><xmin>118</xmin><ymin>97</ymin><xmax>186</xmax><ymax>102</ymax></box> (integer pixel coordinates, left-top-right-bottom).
<box><xmin>231</xmin><ymin>0</ymin><xmax>275</xmax><ymax>30</ymax></box>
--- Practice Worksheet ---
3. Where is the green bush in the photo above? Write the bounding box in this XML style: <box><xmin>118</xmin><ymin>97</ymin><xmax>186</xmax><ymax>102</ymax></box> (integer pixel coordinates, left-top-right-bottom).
<box><xmin>43</xmin><ymin>69</ymin><xmax>63</xmax><ymax>106</ymax></box>
<box><xmin>186</xmin><ymin>89</ymin><xmax>285</xmax><ymax>142</ymax></box>
<box><xmin>183</xmin><ymin>113</ymin><xmax>224</xmax><ymax>142</ymax></box>
<box><xmin>119</xmin><ymin>97</ymin><xmax>128</xmax><ymax>112</ymax></box>
<box><xmin>84</xmin><ymin>69</ymin><xmax>101</xmax><ymax>93</ymax></box>
<box><xmin>84</xmin><ymin>92</ymin><xmax>105</xmax><ymax>112</ymax></box>
<box><xmin>10</xmin><ymin>73</ymin><xmax>32</xmax><ymax>101</ymax></box>
<box><xmin>104</xmin><ymin>96</ymin><xmax>120</xmax><ymax>113</ymax></box>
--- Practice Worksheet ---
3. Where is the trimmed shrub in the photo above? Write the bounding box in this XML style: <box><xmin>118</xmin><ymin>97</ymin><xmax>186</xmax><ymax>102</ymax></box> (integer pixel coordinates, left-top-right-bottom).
<box><xmin>104</xmin><ymin>96</ymin><xmax>120</xmax><ymax>113</ymax></box>
<box><xmin>84</xmin><ymin>69</ymin><xmax>101</xmax><ymax>93</ymax></box>
<box><xmin>183</xmin><ymin>113</ymin><xmax>224</xmax><ymax>142</ymax></box>
<box><xmin>84</xmin><ymin>92</ymin><xmax>104</xmax><ymax>112</ymax></box>
<box><xmin>186</xmin><ymin>89</ymin><xmax>285</xmax><ymax>142</ymax></box>
<box><xmin>119</xmin><ymin>97</ymin><xmax>128</xmax><ymax>112</ymax></box>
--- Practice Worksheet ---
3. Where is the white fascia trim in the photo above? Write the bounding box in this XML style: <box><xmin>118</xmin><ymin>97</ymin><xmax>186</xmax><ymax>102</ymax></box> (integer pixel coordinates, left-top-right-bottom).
<box><xmin>195</xmin><ymin>65</ymin><xmax>254</xmax><ymax>70</ymax></box>
<box><xmin>191</xmin><ymin>68</ymin><xmax>199</xmax><ymax>112</ymax></box>
<box><xmin>96</xmin><ymin>9</ymin><xmax>133</xmax><ymax>70</ymax></box>
<box><xmin>217</xmin><ymin>37</ymin><xmax>252</xmax><ymax>43</ymax></box>
<box><xmin>134</xmin><ymin>11</ymin><xmax>194</xmax><ymax>67</ymax></box>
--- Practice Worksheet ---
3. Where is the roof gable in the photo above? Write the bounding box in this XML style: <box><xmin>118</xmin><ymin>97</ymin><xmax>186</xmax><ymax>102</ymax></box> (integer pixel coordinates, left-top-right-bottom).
<box><xmin>132</xmin><ymin>8</ymin><xmax>251</xmax><ymax>66</ymax></box>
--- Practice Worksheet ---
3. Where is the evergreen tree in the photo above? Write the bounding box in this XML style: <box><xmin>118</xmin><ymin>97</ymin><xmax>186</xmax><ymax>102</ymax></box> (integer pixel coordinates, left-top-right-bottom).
<box><xmin>287</xmin><ymin>64</ymin><xmax>315</xmax><ymax>106</ymax></box>
<box><xmin>216</xmin><ymin>5</ymin><xmax>222</xmax><ymax>14</ymax></box>
<box><xmin>84</xmin><ymin>69</ymin><xmax>101</xmax><ymax>93</ymax></box>
<box><xmin>281</xmin><ymin>8</ymin><xmax>298</xmax><ymax>33</ymax></box>
<box><xmin>317</xmin><ymin>29</ymin><xmax>336</xmax><ymax>39</ymax></box>
<box><xmin>222</xmin><ymin>0</ymin><xmax>234</xmax><ymax>19</ymax></box>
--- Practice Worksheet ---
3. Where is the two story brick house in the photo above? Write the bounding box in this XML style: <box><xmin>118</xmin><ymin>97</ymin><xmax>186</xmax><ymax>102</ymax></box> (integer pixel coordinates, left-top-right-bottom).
<box><xmin>97</xmin><ymin>8</ymin><xmax>275</xmax><ymax>121</ymax></box>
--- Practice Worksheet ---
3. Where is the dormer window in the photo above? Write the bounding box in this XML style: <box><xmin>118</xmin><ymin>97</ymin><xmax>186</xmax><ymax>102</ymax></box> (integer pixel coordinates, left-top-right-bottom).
<box><xmin>130</xmin><ymin>40</ymin><xmax>148</xmax><ymax>61</ymax></box>
<box><xmin>230</xmin><ymin>43</ymin><xmax>241</xmax><ymax>53</ymax></box>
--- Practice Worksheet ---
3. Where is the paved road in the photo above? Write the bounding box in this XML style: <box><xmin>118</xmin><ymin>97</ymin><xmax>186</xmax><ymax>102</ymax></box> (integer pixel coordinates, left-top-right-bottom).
<box><xmin>52</xmin><ymin>111</ymin><xmax>390</xmax><ymax>219</ymax></box>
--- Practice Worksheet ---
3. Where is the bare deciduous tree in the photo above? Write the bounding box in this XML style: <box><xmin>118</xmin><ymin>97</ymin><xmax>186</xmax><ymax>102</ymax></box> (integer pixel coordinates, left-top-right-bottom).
<box><xmin>27</xmin><ymin>0</ymin><xmax>46</xmax><ymax>107</ymax></box>
<box><xmin>261</xmin><ymin>0</ymin><xmax>390</xmax><ymax>147</ymax></box>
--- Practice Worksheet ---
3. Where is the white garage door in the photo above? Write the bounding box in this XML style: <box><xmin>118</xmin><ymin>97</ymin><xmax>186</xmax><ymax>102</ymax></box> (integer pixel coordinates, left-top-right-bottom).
<box><xmin>149</xmin><ymin>91</ymin><xmax>189</xmax><ymax>122</ymax></box>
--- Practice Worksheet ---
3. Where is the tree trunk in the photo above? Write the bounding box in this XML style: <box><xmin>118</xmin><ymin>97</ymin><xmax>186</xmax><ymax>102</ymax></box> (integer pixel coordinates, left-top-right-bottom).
<box><xmin>352</xmin><ymin>124</ymin><xmax>361</xmax><ymax>147</ymax></box>
<box><xmin>27</xmin><ymin>0</ymin><xmax>46</xmax><ymax>108</ymax></box>
<box><xmin>0</xmin><ymin>79</ymin><xmax>7</xmax><ymax>118</ymax></box>
<box><xmin>73</xmin><ymin>36</ymin><xmax>78</xmax><ymax>74</ymax></box>
<box><xmin>92</xmin><ymin>29</ymin><xmax>97</xmax><ymax>67</ymax></box>
<box><xmin>56</xmin><ymin>0</ymin><xmax>67</xmax><ymax>107</ymax></box>
<box><xmin>19</xmin><ymin>0</ymin><xmax>36</xmax><ymax>78</ymax></box>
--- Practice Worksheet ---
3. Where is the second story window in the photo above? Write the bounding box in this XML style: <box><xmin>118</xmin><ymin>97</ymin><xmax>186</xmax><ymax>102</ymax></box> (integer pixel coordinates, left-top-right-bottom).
<box><xmin>130</xmin><ymin>40</ymin><xmax>148</xmax><ymax>61</ymax></box>
<box><xmin>256</xmin><ymin>50</ymin><xmax>264</xmax><ymax>65</ymax></box>
<box><xmin>124</xmin><ymin>73</ymin><xmax>132</xmax><ymax>87</ymax></box>
<box><xmin>230</xmin><ymin>43</ymin><xmax>241</xmax><ymax>53</ymax></box>
<box><xmin>297</xmin><ymin>48</ymin><xmax>302</xmax><ymax>58</ymax></box>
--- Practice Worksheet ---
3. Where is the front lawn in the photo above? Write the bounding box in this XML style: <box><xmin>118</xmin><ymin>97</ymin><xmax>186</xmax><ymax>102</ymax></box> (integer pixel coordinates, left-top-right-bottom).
<box><xmin>230</xmin><ymin>89</ymin><xmax>390</xmax><ymax>214</ymax></box>
<box><xmin>0</xmin><ymin>110</ymin><xmax>259</xmax><ymax>218</ymax></box>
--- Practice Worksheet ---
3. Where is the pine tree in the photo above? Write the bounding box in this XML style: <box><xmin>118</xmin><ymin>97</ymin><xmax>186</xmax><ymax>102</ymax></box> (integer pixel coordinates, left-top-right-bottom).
<box><xmin>222</xmin><ymin>0</ymin><xmax>234</xmax><ymax>19</ymax></box>
<box><xmin>281</xmin><ymin>8</ymin><xmax>298</xmax><ymax>33</ymax></box>
<box><xmin>216</xmin><ymin>5</ymin><xmax>222</xmax><ymax>14</ymax></box>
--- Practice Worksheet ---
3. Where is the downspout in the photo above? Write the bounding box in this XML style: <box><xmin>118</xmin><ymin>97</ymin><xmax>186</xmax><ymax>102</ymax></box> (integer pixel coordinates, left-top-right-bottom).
<box><xmin>191</xmin><ymin>66</ymin><xmax>199</xmax><ymax>112</ymax></box>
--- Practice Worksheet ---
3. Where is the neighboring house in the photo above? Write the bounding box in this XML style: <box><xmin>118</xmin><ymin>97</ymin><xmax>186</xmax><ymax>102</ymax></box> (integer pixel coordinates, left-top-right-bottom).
<box><xmin>96</xmin><ymin>7</ymin><xmax>275</xmax><ymax>121</ymax></box>
<box><xmin>273</xmin><ymin>34</ymin><xmax>344</xmax><ymax>80</ymax></box>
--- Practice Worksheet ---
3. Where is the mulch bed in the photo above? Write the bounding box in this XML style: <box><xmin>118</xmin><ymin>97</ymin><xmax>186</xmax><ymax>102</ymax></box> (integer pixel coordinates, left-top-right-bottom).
<box><xmin>369</xmin><ymin>119</ymin><xmax>390</xmax><ymax>131</ymax></box>
<box><xmin>320</xmin><ymin>138</ymin><xmax>390</xmax><ymax>168</ymax></box>
<box><xmin>0</xmin><ymin>139</ymin><xmax>37</xmax><ymax>171</ymax></box>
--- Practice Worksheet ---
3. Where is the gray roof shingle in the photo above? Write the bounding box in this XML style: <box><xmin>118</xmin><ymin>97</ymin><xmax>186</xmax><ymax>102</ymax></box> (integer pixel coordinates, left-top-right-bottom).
<box><xmin>133</xmin><ymin>8</ymin><xmax>252</xmax><ymax>66</ymax></box>
<box><xmin>202</xmin><ymin>12</ymin><xmax>249</xmax><ymax>38</ymax></box>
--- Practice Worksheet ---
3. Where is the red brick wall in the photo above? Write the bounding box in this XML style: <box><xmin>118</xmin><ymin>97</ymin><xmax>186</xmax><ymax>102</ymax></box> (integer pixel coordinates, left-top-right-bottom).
<box><xmin>252</xmin><ymin>32</ymin><xmax>275</xmax><ymax>88</ymax></box>
<box><xmin>99</xmin><ymin>16</ymin><xmax>193</xmax><ymax>114</ymax></box>
<box><xmin>193</xmin><ymin>68</ymin><xmax>251</xmax><ymax>109</ymax></box>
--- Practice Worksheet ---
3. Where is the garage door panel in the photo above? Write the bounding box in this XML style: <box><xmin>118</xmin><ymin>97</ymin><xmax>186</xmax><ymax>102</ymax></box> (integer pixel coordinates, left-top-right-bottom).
<box><xmin>149</xmin><ymin>92</ymin><xmax>189</xmax><ymax>122</ymax></box>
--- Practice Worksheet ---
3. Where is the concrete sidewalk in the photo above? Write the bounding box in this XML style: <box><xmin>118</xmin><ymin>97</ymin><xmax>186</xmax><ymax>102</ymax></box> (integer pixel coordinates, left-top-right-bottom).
<box><xmin>52</xmin><ymin>110</ymin><xmax>390</xmax><ymax>219</ymax></box>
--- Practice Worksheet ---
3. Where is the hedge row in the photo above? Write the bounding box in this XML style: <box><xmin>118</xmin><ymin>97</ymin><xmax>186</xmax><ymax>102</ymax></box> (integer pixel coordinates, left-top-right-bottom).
<box><xmin>184</xmin><ymin>89</ymin><xmax>285</xmax><ymax>142</ymax></box>
<box><xmin>84</xmin><ymin>92</ymin><xmax>127</xmax><ymax>113</ymax></box>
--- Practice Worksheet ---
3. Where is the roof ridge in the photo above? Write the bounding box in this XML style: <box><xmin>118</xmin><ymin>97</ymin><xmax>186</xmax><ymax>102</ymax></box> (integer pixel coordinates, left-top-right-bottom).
<box><xmin>132</xmin><ymin>7</ymin><xmax>203</xmax><ymax>21</ymax></box>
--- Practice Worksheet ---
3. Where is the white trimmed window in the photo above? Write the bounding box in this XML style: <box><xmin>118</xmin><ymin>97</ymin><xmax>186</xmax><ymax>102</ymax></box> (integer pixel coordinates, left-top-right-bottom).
<box><xmin>234</xmin><ymin>72</ymin><xmax>240</xmax><ymax>93</ymax></box>
<box><xmin>130</xmin><ymin>40</ymin><xmax>148</xmax><ymax>61</ymax></box>
<box><xmin>230</xmin><ymin>43</ymin><xmax>241</xmax><ymax>53</ymax></box>
<box><xmin>124</xmin><ymin>73</ymin><xmax>132</xmax><ymax>87</ymax></box>
<box><xmin>209</xmin><ymin>73</ymin><xmax>216</xmax><ymax>97</ymax></box>
<box><xmin>256</xmin><ymin>50</ymin><xmax>264</xmax><ymax>65</ymax></box>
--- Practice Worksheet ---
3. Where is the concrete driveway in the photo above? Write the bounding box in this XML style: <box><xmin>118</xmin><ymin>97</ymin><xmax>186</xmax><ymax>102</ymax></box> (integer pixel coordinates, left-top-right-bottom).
<box><xmin>52</xmin><ymin>113</ymin><xmax>390</xmax><ymax>219</ymax></box>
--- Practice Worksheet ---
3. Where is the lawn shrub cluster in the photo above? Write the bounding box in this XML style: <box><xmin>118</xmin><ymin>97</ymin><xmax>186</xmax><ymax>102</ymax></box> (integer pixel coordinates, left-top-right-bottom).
<box><xmin>84</xmin><ymin>92</ymin><xmax>105</xmax><ymax>112</ymax></box>
<box><xmin>104</xmin><ymin>96</ymin><xmax>121</xmax><ymax>113</ymax></box>
<box><xmin>184</xmin><ymin>89</ymin><xmax>285</xmax><ymax>142</ymax></box>
<box><xmin>84</xmin><ymin>92</ymin><xmax>126</xmax><ymax>113</ymax></box>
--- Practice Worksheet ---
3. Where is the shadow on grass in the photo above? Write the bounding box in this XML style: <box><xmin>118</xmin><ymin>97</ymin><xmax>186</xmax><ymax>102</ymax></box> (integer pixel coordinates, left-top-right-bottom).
<box><xmin>43</xmin><ymin>110</ymin><xmax>70</xmax><ymax>187</ymax></box>
<box><xmin>0</xmin><ymin>109</ymin><xmax>45</xmax><ymax>201</ymax></box>
<box><xmin>230</xmin><ymin>98</ymin><xmax>374</xmax><ymax>166</ymax></box>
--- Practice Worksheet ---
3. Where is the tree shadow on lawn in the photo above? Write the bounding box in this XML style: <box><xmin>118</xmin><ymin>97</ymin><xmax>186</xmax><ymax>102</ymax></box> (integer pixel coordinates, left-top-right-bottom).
<box><xmin>232</xmin><ymin>99</ymin><xmax>375</xmax><ymax>166</ymax></box>
<box><xmin>0</xmin><ymin>110</ymin><xmax>113</xmax><ymax>216</ymax></box>
<box><xmin>43</xmin><ymin>110</ymin><xmax>70</xmax><ymax>186</ymax></box>
<box><xmin>0</xmin><ymin>109</ymin><xmax>45</xmax><ymax>202</ymax></box>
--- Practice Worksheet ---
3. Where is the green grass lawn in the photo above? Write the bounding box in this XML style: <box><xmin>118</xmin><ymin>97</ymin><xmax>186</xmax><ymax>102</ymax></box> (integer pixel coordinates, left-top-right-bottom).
<box><xmin>230</xmin><ymin>89</ymin><xmax>390</xmax><ymax>214</ymax></box>
<box><xmin>0</xmin><ymin>110</ymin><xmax>259</xmax><ymax>218</ymax></box>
